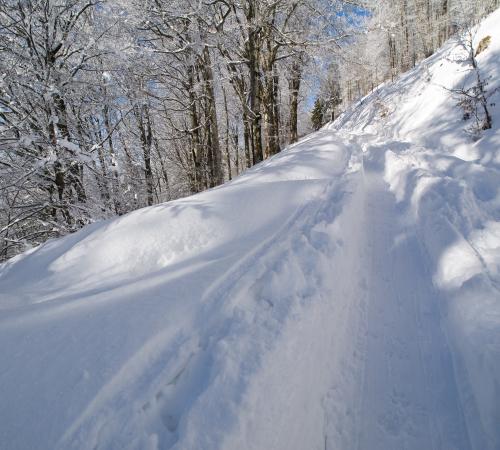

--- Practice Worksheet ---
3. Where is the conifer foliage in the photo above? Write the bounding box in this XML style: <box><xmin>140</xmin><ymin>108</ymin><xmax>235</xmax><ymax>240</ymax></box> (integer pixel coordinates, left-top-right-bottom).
<box><xmin>311</xmin><ymin>98</ymin><xmax>325</xmax><ymax>131</ymax></box>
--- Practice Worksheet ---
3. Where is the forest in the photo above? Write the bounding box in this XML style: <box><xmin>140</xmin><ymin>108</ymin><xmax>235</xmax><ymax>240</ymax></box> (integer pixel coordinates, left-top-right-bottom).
<box><xmin>1</xmin><ymin>0</ymin><xmax>498</xmax><ymax>261</ymax></box>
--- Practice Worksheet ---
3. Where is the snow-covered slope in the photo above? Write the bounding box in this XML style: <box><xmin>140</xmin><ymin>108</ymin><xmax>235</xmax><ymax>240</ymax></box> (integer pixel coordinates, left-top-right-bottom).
<box><xmin>1</xmin><ymin>9</ymin><xmax>499</xmax><ymax>450</ymax></box>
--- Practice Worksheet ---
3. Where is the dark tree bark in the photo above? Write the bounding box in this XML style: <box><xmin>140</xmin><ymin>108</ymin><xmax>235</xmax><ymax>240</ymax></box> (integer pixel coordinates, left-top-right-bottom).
<box><xmin>288</xmin><ymin>60</ymin><xmax>302</xmax><ymax>144</ymax></box>
<box><xmin>200</xmin><ymin>46</ymin><xmax>224</xmax><ymax>186</ymax></box>
<box><xmin>135</xmin><ymin>104</ymin><xmax>154</xmax><ymax>206</ymax></box>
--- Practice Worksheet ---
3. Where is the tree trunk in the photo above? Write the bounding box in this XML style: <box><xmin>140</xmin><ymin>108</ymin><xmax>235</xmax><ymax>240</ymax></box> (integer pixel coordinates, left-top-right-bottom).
<box><xmin>188</xmin><ymin>65</ymin><xmax>204</xmax><ymax>192</ymax></box>
<box><xmin>154</xmin><ymin>137</ymin><xmax>171</xmax><ymax>200</ymax></box>
<box><xmin>246</xmin><ymin>1</ymin><xmax>264</xmax><ymax>163</ymax></box>
<box><xmin>222</xmin><ymin>87</ymin><xmax>232</xmax><ymax>180</ymax></box>
<box><xmin>243</xmin><ymin>111</ymin><xmax>252</xmax><ymax>168</ymax></box>
<box><xmin>135</xmin><ymin>104</ymin><xmax>154</xmax><ymax>206</ymax></box>
<box><xmin>103</xmin><ymin>104</ymin><xmax>121</xmax><ymax>213</ymax></box>
<box><xmin>200</xmin><ymin>46</ymin><xmax>224</xmax><ymax>186</ymax></box>
<box><xmin>288</xmin><ymin>61</ymin><xmax>301</xmax><ymax>144</ymax></box>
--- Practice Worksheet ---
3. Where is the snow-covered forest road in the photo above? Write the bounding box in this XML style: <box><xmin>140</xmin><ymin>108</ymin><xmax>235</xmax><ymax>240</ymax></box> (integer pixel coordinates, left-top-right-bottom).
<box><xmin>342</xmin><ymin>158</ymin><xmax>471</xmax><ymax>450</ymax></box>
<box><xmin>1</xmin><ymin>128</ymin><xmax>498</xmax><ymax>450</ymax></box>
<box><xmin>1</xmin><ymin>8</ymin><xmax>500</xmax><ymax>450</ymax></box>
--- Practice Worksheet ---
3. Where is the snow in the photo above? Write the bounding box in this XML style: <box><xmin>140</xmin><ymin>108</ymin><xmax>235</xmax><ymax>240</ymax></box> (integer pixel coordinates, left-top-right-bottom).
<box><xmin>327</xmin><ymin>9</ymin><xmax>500</xmax><ymax>449</ymax></box>
<box><xmin>1</xmin><ymin>9</ymin><xmax>500</xmax><ymax>450</ymax></box>
<box><xmin>57</xmin><ymin>138</ymin><xmax>80</xmax><ymax>153</ymax></box>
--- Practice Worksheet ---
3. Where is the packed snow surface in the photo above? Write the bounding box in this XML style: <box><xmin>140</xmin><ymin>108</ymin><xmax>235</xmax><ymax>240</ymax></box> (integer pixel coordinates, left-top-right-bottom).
<box><xmin>1</xmin><ymin>9</ymin><xmax>500</xmax><ymax>450</ymax></box>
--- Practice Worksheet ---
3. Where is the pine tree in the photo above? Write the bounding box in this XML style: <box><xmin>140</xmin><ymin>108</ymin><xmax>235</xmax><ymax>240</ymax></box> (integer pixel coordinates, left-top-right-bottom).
<box><xmin>311</xmin><ymin>98</ymin><xmax>325</xmax><ymax>130</ymax></box>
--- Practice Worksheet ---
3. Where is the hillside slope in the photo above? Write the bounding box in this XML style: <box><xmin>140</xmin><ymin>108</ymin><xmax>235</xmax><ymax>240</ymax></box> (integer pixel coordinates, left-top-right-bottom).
<box><xmin>1</xmin><ymin>9</ymin><xmax>499</xmax><ymax>450</ymax></box>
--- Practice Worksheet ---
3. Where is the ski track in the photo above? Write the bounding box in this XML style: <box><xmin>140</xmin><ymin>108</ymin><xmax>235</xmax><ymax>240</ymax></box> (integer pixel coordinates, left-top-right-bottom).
<box><xmin>350</xmin><ymin>170</ymin><xmax>471</xmax><ymax>450</ymax></box>
<box><xmin>319</xmin><ymin>138</ymin><xmax>476</xmax><ymax>450</ymax></box>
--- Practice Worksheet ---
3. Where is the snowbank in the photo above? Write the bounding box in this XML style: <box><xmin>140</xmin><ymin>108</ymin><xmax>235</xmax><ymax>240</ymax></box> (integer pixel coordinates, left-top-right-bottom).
<box><xmin>0</xmin><ymin>131</ymin><xmax>357</xmax><ymax>450</ymax></box>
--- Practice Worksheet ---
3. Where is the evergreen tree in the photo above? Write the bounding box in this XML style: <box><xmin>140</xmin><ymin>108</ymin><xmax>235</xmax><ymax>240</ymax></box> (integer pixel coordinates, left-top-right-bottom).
<box><xmin>311</xmin><ymin>98</ymin><xmax>325</xmax><ymax>130</ymax></box>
